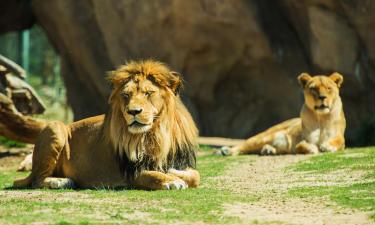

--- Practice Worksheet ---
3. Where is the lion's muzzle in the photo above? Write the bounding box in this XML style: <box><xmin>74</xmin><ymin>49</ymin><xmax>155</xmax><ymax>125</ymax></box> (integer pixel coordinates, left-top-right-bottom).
<box><xmin>127</xmin><ymin>108</ymin><xmax>142</xmax><ymax>116</ymax></box>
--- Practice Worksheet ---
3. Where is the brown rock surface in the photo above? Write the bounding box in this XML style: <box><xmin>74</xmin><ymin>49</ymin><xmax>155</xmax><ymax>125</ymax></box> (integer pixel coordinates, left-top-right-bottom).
<box><xmin>2</xmin><ymin>0</ymin><xmax>375</xmax><ymax>145</ymax></box>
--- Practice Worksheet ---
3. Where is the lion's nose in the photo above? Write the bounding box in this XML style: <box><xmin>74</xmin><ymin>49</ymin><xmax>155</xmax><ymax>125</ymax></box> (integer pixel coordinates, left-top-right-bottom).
<box><xmin>318</xmin><ymin>95</ymin><xmax>326</xmax><ymax>100</ymax></box>
<box><xmin>127</xmin><ymin>108</ymin><xmax>142</xmax><ymax>116</ymax></box>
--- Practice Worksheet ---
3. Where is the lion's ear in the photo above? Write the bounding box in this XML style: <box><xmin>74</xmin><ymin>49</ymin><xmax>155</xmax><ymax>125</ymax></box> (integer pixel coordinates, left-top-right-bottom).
<box><xmin>107</xmin><ymin>71</ymin><xmax>129</xmax><ymax>87</ymax></box>
<box><xmin>329</xmin><ymin>72</ymin><xmax>343</xmax><ymax>88</ymax></box>
<box><xmin>169</xmin><ymin>71</ymin><xmax>183</xmax><ymax>95</ymax></box>
<box><xmin>298</xmin><ymin>73</ymin><xmax>312</xmax><ymax>88</ymax></box>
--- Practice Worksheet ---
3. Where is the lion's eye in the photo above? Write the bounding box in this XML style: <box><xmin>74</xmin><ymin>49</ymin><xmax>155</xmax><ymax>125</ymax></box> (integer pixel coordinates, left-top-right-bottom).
<box><xmin>121</xmin><ymin>93</ymin><xmax>130</xmax><ymax>99</ymax></box>
<box><xmin>145</xmin><ymin>91</ymin><xmax>154</xmax><ymax>97</ymax></box>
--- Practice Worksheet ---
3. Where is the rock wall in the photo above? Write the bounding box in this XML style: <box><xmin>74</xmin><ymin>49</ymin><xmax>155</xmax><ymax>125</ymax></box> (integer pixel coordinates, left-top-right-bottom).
<box><xmin>2</xmin><ymin>0</ymin><xmax>375</xmax><ymax>145</ymax></box>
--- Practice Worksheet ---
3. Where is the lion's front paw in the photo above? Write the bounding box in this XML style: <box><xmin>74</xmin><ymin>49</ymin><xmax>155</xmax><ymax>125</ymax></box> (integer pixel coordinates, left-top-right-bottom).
<box><xmin>320</xmin><ymin>142</ymin><xmax>337</xmax><ymax>152</ymax></box>
<box><xmin>162</xmin><ymin>179</ymin><xmax>188</xmax><ymax>190</ymax></box>
<box><xmin>260</xmin><ymin>144</ymin><xmax>277</xmax><ymax>155</ymax></box>
<box><xmin>43</xmin><ymin>177</ymin><xmax>75</xmax><ymax>189</ymax></box>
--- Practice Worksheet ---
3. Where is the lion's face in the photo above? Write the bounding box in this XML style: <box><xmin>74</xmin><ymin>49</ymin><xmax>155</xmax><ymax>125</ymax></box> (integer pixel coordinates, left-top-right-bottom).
<box><xmin>298</xmin><ymin>72</ymin><xmax>343</xmax><ymax>115</ymax></box>
<box><xmin>108</xmin><ymin>60</ymin><xmax>182</xmax><ymax>134</ymax></box>
<box><xmin>119</xmin><ymin>77</ymin><xmax>164</xmax><ymax>134</ymax></box>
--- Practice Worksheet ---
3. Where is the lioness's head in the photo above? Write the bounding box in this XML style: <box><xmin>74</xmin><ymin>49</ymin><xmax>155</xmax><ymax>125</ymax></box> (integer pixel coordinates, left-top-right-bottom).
<box><xmin>298</xmin><ymin>72</ymin><xmax>343</xmax><ymax>114</ymax></box>
<box><xmin>107</xmin><ymin>60</ymin><xmax>182</xmax><ymax>134</ymax></box>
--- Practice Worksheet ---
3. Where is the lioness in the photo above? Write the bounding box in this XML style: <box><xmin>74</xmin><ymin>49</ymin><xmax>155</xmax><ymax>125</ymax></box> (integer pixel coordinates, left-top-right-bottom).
<box><xmin>220</xmin><ymin>73</ymin><xmax>346</xmax><ymax>155</ymax></box>
<box><xmin>14</xmin><ymin>60</ymin><xmax>200</xmax><ymax>190</ymax></box>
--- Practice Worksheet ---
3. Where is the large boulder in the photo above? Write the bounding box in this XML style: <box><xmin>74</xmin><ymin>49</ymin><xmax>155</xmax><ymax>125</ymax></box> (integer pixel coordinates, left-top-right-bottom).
<box><xmin>2</xmin><ymin>0</ymin><xmax>375</xmax><ymax>145</ymax></box>
<box><xmin>32</xmin><ymin>0</ymin><xmax>304</xmax><ymax>138</ymax></box>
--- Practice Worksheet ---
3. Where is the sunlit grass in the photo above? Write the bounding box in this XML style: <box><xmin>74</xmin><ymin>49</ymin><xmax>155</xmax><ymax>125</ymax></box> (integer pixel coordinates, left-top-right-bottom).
<box><xmin>288</xmin><ymin>147</ymin><xmax>375</xmax><ymax>220</ymax></box>
<box><xmin>0</xmin><ymin>147</ymin><xmax>253</xmax><ymax>225</ymax></box>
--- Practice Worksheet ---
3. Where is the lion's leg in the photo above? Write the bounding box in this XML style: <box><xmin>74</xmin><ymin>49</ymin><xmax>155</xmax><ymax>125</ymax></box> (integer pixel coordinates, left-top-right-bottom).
<box><xmin>133</xmin><ymin>170</ymin><xmax>188</xmax><ymax>190</ymax></box>
<box><xmin>14</xmin><ymin>122</ymin><xmax>68</xmax><ymax>189</ymax></box>
<box><xmin>167</xmin><ymin>168</ymin><xmax>200</xmax><ymax>188</ymax></box>
<box><xmin>295</xmin><ymin>140</ymin><xmax>319</xmax><ymax>154</ymax></box>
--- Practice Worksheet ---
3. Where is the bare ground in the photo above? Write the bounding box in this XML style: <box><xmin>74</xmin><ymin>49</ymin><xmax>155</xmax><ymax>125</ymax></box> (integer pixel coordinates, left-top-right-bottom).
<box><xmin>0</xmin><ymin>147</ymin><xmax>374</xmax><ymax>224</ymax></box>
<box><xmin>0</xmin><ymin>145</ymin><xmax>32</xmax><ymax>170</ymax></box>
<box><xmin>218</xmin><ymin>155</ymin><xmax>374</xmax><ymax>225</ymax></box>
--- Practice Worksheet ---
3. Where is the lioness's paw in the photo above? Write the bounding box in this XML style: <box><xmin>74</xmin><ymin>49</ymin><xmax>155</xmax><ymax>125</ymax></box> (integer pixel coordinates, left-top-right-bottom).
<box><xmin>162</xmin><ymin>179</ymin><xmax>188</xmax><ymax>190</ymax></box>
<box><xmin>214</xmin><ymin>146</ymin><xmax>234</xmax><ymax>156</ymax></box>
<box><xmin>296</xmin><ymin>141</ymin><xmax>319</xmax><ymax>154</ymax></box>
<box><xmin>320</xmin><ymin>143</ymin><xmax>337</xmax><ymax>152</ymax></box>
<box><xmin>17</xmin><ymin>153</ymin><xmax>33</xmax><ymax>171</ymax></box>
<box><xmin>307</xmin><ymin>144</ymin><xmax>319</xmax><ymax>154</ymax></box>
<box><xmin>260</xmin><ymin>144</ymin><xmax>277</xmax><ymax>155</ymax></box>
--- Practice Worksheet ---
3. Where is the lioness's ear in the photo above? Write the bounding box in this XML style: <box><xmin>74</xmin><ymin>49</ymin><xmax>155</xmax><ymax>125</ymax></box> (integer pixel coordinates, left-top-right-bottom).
<box><xmin>329</xmin><ymin>72</ymin><xmax>343</xmax><ymax>88</ymax></box>
<box><xmin>298</xmin><ymin>73</ymin><xmax>312</xmax><ymax>88</ymax></box>
<box><xmin>169</xmin><ymin>71</ymin><xmax>183</xmax><ymax>95</ymax></box>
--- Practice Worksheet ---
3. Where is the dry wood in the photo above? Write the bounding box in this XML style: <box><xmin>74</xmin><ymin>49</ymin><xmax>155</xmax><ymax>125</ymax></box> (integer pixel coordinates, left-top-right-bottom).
<box><xmin>0</xmin><ymin>93</ymin><xmax>46</xmax><ymax>144</ymax></box>
<box><xmin>198</xmin><ymin>136</ymin><xmax>244</xmax><ymax>147</ymax></box>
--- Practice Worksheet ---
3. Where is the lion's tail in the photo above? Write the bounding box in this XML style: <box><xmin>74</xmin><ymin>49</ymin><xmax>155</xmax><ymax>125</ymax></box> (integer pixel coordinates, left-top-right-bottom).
<box><xmin>13</xmin><ymin>174</ymin><xmax>33</xmax><ymax>188</ymax></box>
<box><xmin>227</xmin><ymin>118</ymin><xmax>301</xmax><ymax>155</ymax></box>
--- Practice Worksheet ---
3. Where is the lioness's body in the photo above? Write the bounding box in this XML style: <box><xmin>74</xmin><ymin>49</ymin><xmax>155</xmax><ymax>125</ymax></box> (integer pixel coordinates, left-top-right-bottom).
<box><xmin>223</xmin><ymin>73</ymin><xmax>346</xmax><ymax>155</ymax></box>
<box><xmin>14</xmin><ymin>60</ymin><xmax>200</xmax><ymax>190</ymax></box>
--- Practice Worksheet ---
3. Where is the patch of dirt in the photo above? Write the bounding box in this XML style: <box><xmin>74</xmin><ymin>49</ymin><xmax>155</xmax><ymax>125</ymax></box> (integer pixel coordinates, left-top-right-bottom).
<box><xmin>220</xmin><ymin>155</ymin><xmax>374</xmax><ymax>225</ymax></box>
<box><xmin>0</xmin><ymin>145</ymin><xmax>32</xmax><ymax>170</ymax></box>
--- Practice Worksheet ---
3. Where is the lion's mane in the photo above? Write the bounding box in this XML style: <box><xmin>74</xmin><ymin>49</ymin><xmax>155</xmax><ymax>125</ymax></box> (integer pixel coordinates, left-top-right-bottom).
<box><xmin>103</xmin><ymin>60</ymin><xmax>198</xmax><ymax>179</ymax></box>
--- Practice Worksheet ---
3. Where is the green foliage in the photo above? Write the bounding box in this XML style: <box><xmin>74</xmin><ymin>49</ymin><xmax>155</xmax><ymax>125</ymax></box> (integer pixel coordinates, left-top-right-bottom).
<box><xmin>0</xmin><ymin>136</ymin><xmax>26</xmax><ymax>148</ymax></box>
<box><xmin>0</xmin><ymin>32</ymin><xmax>19</xmax><ymax>62</ymax></box>
<box><xmin>0</xmin><ymin>26</ymin><xmax>73</xmax><ymax>124</ymax></box>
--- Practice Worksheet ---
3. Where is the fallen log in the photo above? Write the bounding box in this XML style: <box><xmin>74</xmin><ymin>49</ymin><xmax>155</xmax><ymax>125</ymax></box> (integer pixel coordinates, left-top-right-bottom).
<box><xmin>198</xmin><ymin>136</ymin><xmax>244</xmax><ymax>147</ymax></box>
<box><xmin>0</xmin><ymin>55</ymin><xmax>47</xmax><ymax>144</ymax></box>
<box><xmin>0</xmin><ymin>93</ymin><xmax>46</xmax><ymax>144</ymax></box>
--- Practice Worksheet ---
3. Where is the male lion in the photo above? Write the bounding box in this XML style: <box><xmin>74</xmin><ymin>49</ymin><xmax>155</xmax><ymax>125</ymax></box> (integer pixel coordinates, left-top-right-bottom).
<box><xmin>13</xmin><ymin>60</ymin><xmax>200</xmax><ymax>190</ymax></box>
<box><xmin>219</xmin><ymin>73</ymin><xmax>346</xmax><ymax>156</ymax></box>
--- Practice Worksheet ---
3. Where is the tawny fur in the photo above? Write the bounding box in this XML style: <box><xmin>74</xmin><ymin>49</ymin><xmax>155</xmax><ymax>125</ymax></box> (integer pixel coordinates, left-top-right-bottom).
<box><xmin>223</xmin><ymin>72</ymin><xmax>346</xmax><ymax>155</ymax></box>
<box><xmin>13</xmin><ymin>60</ymin><xmax>200</xmax><ymax>190</ymax></box>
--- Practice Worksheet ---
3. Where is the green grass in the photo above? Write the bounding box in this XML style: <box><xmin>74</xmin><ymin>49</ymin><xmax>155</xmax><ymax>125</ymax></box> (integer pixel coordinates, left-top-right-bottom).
<box><xmin>0</xmin><ymin>149</ymin><xmax>254</xmax><ymax>225</ymax></box>
<box><xmin>2</xmin><ymin>146</ymin><xmax>374</xmax><ymax>224</ymax></box>
<box><xmin>288</xmin><ymin>147</ymin><xmax>375</xmax><ymax>220</ymax></box>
